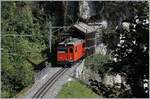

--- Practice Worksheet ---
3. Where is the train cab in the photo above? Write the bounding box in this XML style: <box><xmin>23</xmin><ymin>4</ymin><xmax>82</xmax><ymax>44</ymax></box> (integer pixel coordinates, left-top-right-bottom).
<box><xmin>57</xmin><ymin>37</ymin><xmax>85</xmax><ymax>67</ymax></box>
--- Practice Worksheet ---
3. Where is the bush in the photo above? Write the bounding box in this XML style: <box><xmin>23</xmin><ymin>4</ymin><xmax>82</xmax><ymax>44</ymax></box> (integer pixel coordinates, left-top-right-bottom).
<box><xmin>85</xmin><ymin>54</ymin><xmax>112</xmax><ymax>74</ymax></box>
<box><xmin>1</xmin><ymin>1</ymin><xmax>48</xmax><ymax>97</ymax></box>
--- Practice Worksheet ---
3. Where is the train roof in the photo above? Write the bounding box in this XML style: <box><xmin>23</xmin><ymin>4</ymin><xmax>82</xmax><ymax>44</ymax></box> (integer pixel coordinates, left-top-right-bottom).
<box><xmin>73</xmin><ymin>22</ymin><xmax>96</xmax><ymax>34</ymax></box>
<box><xmin>58</xmin><ymin>38</ymin><xmax>84</xmax><ymax>45</ymax></box>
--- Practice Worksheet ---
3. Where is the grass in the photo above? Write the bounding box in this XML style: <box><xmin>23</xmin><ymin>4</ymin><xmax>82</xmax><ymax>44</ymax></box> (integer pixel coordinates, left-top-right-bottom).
<box><xmin>56</xmin><ymin>81</ymin><xmax>99</xmax><ymax>98</ymax></box>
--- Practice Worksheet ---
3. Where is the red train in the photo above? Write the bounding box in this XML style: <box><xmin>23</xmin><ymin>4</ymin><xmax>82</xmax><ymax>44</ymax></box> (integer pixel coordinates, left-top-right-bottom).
<box><xmin>57</xmin><ymin>37</ymin><xmax>85</xmax><ymax>67</ymax></box>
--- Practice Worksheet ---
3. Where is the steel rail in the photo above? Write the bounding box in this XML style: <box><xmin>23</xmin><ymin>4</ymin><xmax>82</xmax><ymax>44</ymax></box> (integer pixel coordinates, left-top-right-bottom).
<box><xmin>32</xmin><ymin>68</ymin><xmax>68</xmax><ymax>98</ymax></box>
<box><xmin>32</xmin><ymin>60</ymin><xmax>82</xmax><ymax>98</ymax></box>
<box><xmin>38</xmin><ymin>68</ymin><xmax>68</xmax><ymax>98</ymax></box>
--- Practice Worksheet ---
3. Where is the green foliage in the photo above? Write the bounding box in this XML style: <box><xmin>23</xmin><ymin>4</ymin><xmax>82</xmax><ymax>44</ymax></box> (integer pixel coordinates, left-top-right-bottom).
<box><xmin>102</xmin><ymin>28</ymin><xmax>120</xmax><ymax>51</ymax></box>
<box><xmin>1</xmin><ymin>1</ymin><xmax>70</xmax><ymax>98</ymax></box>
<box><xmin>89</xmin><ymin>1</ymin><xmax>149</xmax><ymax>98</ymax></box>
<box><xmin>98</xmin><ymin>1</ymin><xmax>149</xmax><ymax>98</ymax></box>
<box><xmin>2</xmin><ymin>1</ymin><xmax>148</xmax><ymax>98</ymax></box>
<box><xmin>96</xmin><ymin>1</ymin><xmax>149</xmax><ymax>28</ymax></box>
<box><xmin>85</xmin><ymin>54</ymin><xmax>112</xmax><ymax>74</ymax></box>
<box><xmin>1</xmin><ymin>1</ymin><xmax>49</xmax><ymax>98</ymax></box>
<box><xmin>109</xmin><ymin>2</ymin><xmax>148</xmax><ymax>97</ymax></box>
<box><xmin>104</xmin><ymin>86</ymin><xmax>132</xmax><ymax>98</ymax></box>
<box><xmin>57</xmin><ymin>81</ymin><xmax>99</xmax><ymax>98</ymax></box>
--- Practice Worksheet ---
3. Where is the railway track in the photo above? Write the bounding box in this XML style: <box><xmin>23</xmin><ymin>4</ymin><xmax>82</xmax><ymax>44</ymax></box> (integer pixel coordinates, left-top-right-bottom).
<box><xmin>32</xmin><ymin>61</ymin><xmax>82</xmax><ymax>98</ymax></box>
<box><xmin>32</xmin><ymin>68</ymin><xmax>69</xmax><ymax>98</ymax></box>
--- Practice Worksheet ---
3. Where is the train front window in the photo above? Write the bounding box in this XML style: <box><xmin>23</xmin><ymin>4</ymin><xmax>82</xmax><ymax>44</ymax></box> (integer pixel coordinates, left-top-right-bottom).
<box><xmin>69</xmin><ymin>48</ymin><xmax>73</xmax><ymax>53</ymax></box>
<box><xmin>58</xmin><ymin>47</ymin><xmax>67</xmax><ymax>52</ymax></box>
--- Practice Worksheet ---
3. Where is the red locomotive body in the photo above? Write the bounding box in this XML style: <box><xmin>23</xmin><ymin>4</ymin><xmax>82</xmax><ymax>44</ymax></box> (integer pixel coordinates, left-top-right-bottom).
<box><xmin>57</xmin><ymin>38</ymin><xmax>85</xmax><ymax>66</ymax></box>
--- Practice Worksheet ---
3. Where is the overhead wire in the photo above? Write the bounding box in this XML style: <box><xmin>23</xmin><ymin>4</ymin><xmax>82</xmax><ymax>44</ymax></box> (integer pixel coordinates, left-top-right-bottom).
<box><xmin>1</xmin><ymin>2</ymin><xmax>86</xmax><ymax>55</ymax></box>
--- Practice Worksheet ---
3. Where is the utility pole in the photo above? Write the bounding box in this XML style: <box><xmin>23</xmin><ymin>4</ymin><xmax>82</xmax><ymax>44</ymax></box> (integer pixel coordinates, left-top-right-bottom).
<box><xmin>48</xmin><ymin>21</ymin><xmax>70</xmax><ymax>53</ymax></box>
<box><xmin>49</xmin><ymin>21</ymin><xmax>52</xmax><ymax>53</ymax></box>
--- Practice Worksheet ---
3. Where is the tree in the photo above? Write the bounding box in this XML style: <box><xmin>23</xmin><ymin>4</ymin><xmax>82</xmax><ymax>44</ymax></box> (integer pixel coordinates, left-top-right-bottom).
<box><xmin>1</xmin><ymin>1</ymin><xmax>48</xmax><ymax>97</ymax></box>
<box><xmin>111</xmin><ymin>1</ymin><xmax>149</xmax><ymax>97</ymax></box>
<box><xmin>100</xmin><ymin>1</ymin><xmax>149</xmax><ymax>97</ymax></box>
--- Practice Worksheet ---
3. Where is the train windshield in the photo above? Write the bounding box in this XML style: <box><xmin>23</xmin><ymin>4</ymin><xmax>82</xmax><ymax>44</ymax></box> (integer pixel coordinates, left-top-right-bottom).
<box><xmin>58</xmin><ymin>47</ymin><xmax>68</xmax><ymax>52</ymax></box>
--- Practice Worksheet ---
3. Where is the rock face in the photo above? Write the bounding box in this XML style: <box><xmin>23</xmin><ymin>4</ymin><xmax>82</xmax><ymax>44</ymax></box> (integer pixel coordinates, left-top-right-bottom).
<box><xmin>102</xmin><ymin>74</ymin><xmax>124</xmax><ymax>88</ymax></box>
<box><xmin>95</xmin><ymin>43</ymin><xmax>107</xmax><ymax>55</ymax></box>
<box><xmin>79</xmin><ymin>1</ymin><xmax>96</xmax><ymax>20</ymax></box>
<box><xmin>88</xmin><ymin>22</ymin><xmax>107</xmax><ymax>55</ymax></box>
